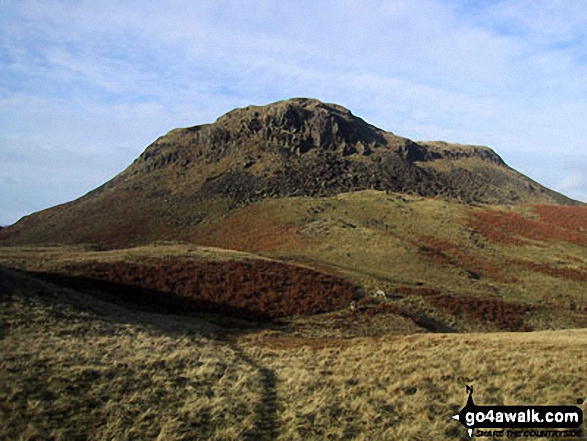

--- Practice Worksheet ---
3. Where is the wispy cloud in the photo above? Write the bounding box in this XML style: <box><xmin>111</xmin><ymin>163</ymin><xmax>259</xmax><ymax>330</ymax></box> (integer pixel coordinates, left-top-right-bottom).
<box><xmin>1</xmin><ymin>0</ymin><xmax>586</xmax><ymax>224</ymax></box>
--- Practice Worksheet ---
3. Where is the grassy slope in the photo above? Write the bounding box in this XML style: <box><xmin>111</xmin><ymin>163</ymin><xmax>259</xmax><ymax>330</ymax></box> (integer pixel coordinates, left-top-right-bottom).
<box><xmin>189</xmin><ymin>191</ymin><xmax>587</xmax><ymax>330</ymax></box>
<box><xmin>1</xmin><ymin>192</ymin><xmax>585</xmax><ymax>439</ymax></box>
<box><xmin>1</xmin><ymin>267</ymin><xmax>586</xmax><ymax>441</ymax></box>
<box><xmin>1</xmin><ymin>192</ymin><xmax>586</xmax><ymax>332</ymax></box>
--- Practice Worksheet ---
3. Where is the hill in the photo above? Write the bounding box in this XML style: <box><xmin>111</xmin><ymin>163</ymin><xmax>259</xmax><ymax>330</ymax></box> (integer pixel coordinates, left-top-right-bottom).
<box><xmin>1</xmin><ymin>194</ymin><xmax>586</xmax><ymax>334</ymax></box>
<box><xmin>0</xmin><ymin>98</ymin><xmax>586</xmax><ymax>333</ymax></box>
<box><xmin>1</xmin><ymin>98</ymin><xmax>585</xmax><ymax>439</ymax></box>
<box><xmin>0</xmin><ymin>98</ymin><xmax>578</xmax><ymax>248</ymax></box>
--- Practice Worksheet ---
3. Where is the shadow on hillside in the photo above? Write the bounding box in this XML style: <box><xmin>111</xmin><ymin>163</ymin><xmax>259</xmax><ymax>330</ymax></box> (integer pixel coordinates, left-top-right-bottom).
<box><xmin>29</xmin><ymin>269</ymin><xmax>277</xmax><ymax>322</ymax></box>
<box><xmin>1</xmin><ymin>266</ymin><xmax>283</xmax><ymax>439</ymax></box>
<box><xmin>227</xmin><ymin>342</ymin><xmax>280</xmax><ymax>441</ymax></box>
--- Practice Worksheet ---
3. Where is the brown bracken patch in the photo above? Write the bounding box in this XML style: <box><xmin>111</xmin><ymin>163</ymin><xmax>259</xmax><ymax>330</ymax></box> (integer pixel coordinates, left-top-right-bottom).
<box><xmin>468</xmin><ymin>206</ymin><xmax>587</xmax><ymax>247</ymax></box>
<box><xmin>426</xmin><ymin>295</ymin><xmax>533</xmax><ymax>331</ymax></box>
<box><xmin>56</xmin><ymin>259</ymin><xmax>358</xmax><ymax>320</ymax></box>
<box><xmin>192</xmin><ymin>204</ymin><xmax>308</xmax><ymax>253</ymax></box>
<box><xmin>466</xmin><ymin>210</ymin><xmax>531</xmax><ymax>246</ymax></box>
<box><xmin>416</xmin><ymin>235</ymin><xmax>510</xmax><ymax>282</ymax></box>
<box><xmin>509</xmin><ymin>259</ymin><xmax>587</xmax><ymax>282</ymax></box>
<box><xmin>532</xmin><ymin>205</ymin><xmax>587</xmax><ymax>232</ymax></box>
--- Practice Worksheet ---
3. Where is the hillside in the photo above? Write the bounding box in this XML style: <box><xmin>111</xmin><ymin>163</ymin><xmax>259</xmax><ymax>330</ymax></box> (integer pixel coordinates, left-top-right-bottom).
<box><xmin>1</xmin><ymin>99</ymin><xmax>586</xmax><ymax>440</ymax></box>
<box><xmin>1</xmin><ymin>98</ymin><xmax>586</xmax><ymax>334</ymax></box>
<box><xmin>0</xmin><ymin>98</ymin><xmax>578</xmax><ymax>248</ymax></box>
<box><xmin>2</xmin><ymin>266</ymin><xmax>586</xmax><ymax>440</ymax></box>
<box><xmin>1</xmin><ymin>193</ymin><xmax>586</xmax><ymax>334</ymax></box>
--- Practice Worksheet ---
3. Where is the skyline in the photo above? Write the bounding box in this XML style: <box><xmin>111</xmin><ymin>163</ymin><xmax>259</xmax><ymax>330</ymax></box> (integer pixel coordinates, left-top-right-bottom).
<box><xmin>1</xmin><ymin>0</ymin><xmax>586</xmax><ymax>225</ymax></box>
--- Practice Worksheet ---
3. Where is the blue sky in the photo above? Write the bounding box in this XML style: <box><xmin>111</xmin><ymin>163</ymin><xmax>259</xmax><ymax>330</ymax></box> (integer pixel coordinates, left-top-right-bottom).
<box><xmin>1</xmin><ymin>0</ymin><xmax>586</xmax><ymax>225</ymax></box>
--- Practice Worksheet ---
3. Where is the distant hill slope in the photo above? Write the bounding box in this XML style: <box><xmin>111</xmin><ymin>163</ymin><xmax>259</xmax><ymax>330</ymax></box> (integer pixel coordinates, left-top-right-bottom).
<box><xmin>0</xmin><ymin>98</ymin><xmax>579</xmax><ymax>247</ymax></box>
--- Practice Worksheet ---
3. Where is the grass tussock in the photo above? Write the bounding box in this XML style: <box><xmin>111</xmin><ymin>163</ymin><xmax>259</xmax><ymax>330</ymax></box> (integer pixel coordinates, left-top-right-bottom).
<box><xmin>252</xmin><ymin>330</ymin><xmax>587</xmax><ymax>440</ymax></box>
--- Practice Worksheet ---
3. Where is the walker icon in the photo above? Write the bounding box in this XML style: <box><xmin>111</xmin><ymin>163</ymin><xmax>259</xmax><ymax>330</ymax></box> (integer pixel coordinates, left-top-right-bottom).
<box><xmin>452</xmin><ymin>385</ymin><xmax>477</xmax><ymax>437</ymax></box>
<box><xmin>451</xmin><ymin>386</ymin><xmax>583</xmax><ymax>438</ymax></box>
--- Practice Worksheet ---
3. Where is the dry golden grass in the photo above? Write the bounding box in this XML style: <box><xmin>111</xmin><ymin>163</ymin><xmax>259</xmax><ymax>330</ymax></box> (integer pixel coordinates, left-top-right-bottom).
<box><xmin>242</xmin><ymin>330</ymin><xmax>587</xmax><ymax>440</ymax></box>
<box><xmin>2</xmin><ymin>267</ymin><xmax>586</xmax><ymax>440</ymax></box>
<box><xmin>1</xmin><ymin>267</ymin><xmax>274</xmax><ymax>440</ymax></box>
<box><xmin>0</xmin><ymin>243</ymin><xmax>264</xmax><ymax>274</ymax></box>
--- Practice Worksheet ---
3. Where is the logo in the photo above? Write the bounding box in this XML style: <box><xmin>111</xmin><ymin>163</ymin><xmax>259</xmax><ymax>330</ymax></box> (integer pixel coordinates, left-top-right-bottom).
<box><xmin>451</xmin><ymin>386</ymin><xmax>584</xmax><ymax>438</ymax></box>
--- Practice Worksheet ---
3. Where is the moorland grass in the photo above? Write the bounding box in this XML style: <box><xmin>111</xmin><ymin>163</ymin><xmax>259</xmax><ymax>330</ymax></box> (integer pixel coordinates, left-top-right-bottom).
<box><xmin>1</xmin><ymin>267</ymin><xmax>585</xmax><ymax>440</ymax></box>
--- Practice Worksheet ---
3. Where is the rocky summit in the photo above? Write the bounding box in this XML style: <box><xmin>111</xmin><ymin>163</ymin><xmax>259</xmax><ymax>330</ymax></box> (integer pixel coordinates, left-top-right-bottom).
<box><xmin>0</xmin><ymin>98</ymin><xmax>579</xmax><ymax>247</ymax></box>
<box><xmin>120</xmin><ymin>97</ymin><xmax>571</xmax><ymax>205</ymax></box>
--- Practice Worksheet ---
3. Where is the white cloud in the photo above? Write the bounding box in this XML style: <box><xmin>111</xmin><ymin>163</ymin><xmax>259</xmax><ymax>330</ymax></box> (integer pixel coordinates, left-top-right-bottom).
<box><xmin>1</xmin><ymin>0</ymin><xmax>586</xmax><ymax>225</ymax></box>
<box><xmin>558</xmin><ymin>174</ymin><xmax>587</xmax><ymax>195</ymax></box>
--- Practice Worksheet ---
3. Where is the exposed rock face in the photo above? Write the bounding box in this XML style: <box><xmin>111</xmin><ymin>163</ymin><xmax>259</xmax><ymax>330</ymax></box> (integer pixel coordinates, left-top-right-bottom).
<box><xmin>0</xmin><ymin>98</ymin><xmax>578</xmax><ymax>247</ymax></box>
<box><xmin>113</xmin><ymin>98</ymin><xmax>572</xmax><ymax>207</ymax></box>
<box><xmin>128</xmin><ymin>98</ymin><xmax>423</xmax><ymax>177</ymax></box>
